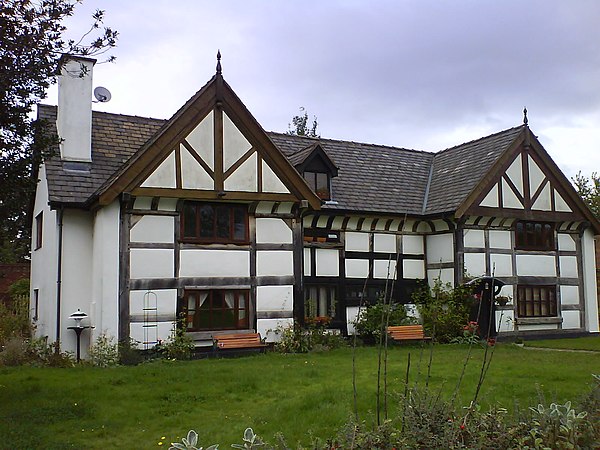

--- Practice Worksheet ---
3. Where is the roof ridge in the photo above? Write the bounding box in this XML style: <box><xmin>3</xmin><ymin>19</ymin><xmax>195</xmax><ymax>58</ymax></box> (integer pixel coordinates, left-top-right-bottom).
<box><xmin>268</xmin><ymin>131</ymin><xmax>431</xmax><ymax>156</ymax></box>
<box><xmin>434</xmin><ymin>125</ymin><xmax>525</xmax><ymax>155</ymax></box>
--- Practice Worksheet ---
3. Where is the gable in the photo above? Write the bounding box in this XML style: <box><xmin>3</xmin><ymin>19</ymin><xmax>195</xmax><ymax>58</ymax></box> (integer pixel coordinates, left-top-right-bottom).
<box><xmin>459</xmin><ymin>128</ymin><xmax>599</xmax><ymax>229</ymax></box>
<box><xmin>97</xmin><ymin>70</ymin><xmax>320</xmax><ymax>208</ymax></box>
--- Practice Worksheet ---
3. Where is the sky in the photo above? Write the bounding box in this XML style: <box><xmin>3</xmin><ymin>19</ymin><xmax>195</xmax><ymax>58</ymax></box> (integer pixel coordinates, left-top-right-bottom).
<box><xmin>45</xmin><ymin>0</ymin><xmax>600</xmax><ymax>180</ymax></box>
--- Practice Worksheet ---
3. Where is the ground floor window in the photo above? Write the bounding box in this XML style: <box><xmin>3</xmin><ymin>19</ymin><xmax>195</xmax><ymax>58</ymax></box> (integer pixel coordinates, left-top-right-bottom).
<box><xmin>184</xmin><ymin>289</ymin><xmax>249</xmax><ymax>331</ymax></box>
<box><xmin>516</xmin><ymin>285</ymin><xmax>557</xmax><ymax>317</ymax></box>
<box><xmin>305</xmin><ymin>285</ymin><xmax>338</xmax><ymax>320</ymax></box>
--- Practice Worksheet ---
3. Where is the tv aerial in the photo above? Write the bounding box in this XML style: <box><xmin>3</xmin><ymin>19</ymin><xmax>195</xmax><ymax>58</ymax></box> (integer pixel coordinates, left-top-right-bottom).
<box><xmin>93</xmin><ymin>86</ymin><xmax>112</xmax><ymax>103</ymax></box>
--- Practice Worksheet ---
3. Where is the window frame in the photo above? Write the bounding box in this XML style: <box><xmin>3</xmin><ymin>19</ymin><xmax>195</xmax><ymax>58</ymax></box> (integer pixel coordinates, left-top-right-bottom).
<box><xmin>304</xmin><ymin>284</ymin><xmax>339</xmax><ymax>320</ymax></box>
<box><xmin>303</xmin><ymin>171</ymin><xmax>331</xmax><ymax>200</ymax></box>
<box><xmin>35</xmin><ymin>212</ymin><xmax>43</xmax><ymax>250</ymax></box>
<box><xmin>180</xmin><ymin>202</ymin><xmax>249</xmax><ymax>244</ymax></box>
<box><xmin>183</xmin><ymin>289</ymin><xmax>250</xmax><ymax>332</ymax></box>
<box><xmin>515</xmin><ymin>221</ymin><xmax>555</xmax><ymax>251</ymax></box>
<box><xmin>32</xmin><ymin>289</ymin><xmax>39</xmax><ymax>321</ymax></box>
<box><xmin>516</xmin><ymin>285</ymin><xmax>558</xmax><ymax>318</ymax></box>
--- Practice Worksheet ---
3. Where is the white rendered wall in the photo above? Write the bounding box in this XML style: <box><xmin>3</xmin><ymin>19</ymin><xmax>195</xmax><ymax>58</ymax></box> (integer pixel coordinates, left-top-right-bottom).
<box><xmin>255</xmin><ymin>218</ymin><xmax>293</xmax><ymax>244</ymax></box>
<box><xmin>315</xmin><ymin>249</ymin><xmax>339</xmax><ymax>277</ymax></box>
<box><xmin>257</xmin><ymin>318</ymin><xmax>294</xmax><ymax>342</ymax></box>
<box><xmin>179</xmin><ymin>250</ymin><xmax>249</xmax><ymax>278</ymax></box>
<box><xmin>426</xmin><ymin>233</ymin><xmax>454</xmax><ymax>264</ymax></box>
<box><xmin>130</xmin><ymin>248</ymin><xmax>175</xmax><ymax>279</ymax></box>
<box><xmin>257</xmin><ymin>251</ymin><xmax>294</xmax><ymax>276</ymax></box>
<box><xmin>515</xmin><ymin>255</ymin><xmax>556</xmax><ymax>277</ymax></box>
<box><xmin>345</xmin><ymin>259</ymin><xmax>369</xmax><ymax>278</ymax></box>
<box><xmin>582</xmin><ymin>229</ymin><xmax>599</xmax><ymax>332</ymax></box>
<box><xmin>562</xmin><ymin>311</ymin><xmax>581</xmax><ymax>330</ymax></box>
<box><xmin>402</xmin><ymin>235</ymin><xmax>424</xmax><ymax>254</ymax></box>
<box><xmin>464</xmin><ymin>253</ymin><xmax>486</xmax><ymax>277</ymax></box>
<box><xmin>489</xmin><ymin>230</ymin><xmax>511</xmax><ymax>249</ymax></box>
<box><xmin>130</xmin><ymin>215</ymin><xmax>174</xmax><ymax>243</ymax></box>
<box><xmin>90</xmin><ymin>201</ymin><xmax>121</xmax><ymax>345</ymax></box>
<box><xmin>60</xmin><ymin>209</ymin><xmax>94</xmax><ymax>355</ymax></box>
<box><xmin>345</xmin><ymin>232</ymin><xmax>370</xmax><ymax>252</ymax></box>
<box><xmin>257</xmin><ymin>285</ymin><xmax>294</xmax><ymax>312</ymax></box>
<box><xmin>29</xmin><ymin>164</ymin><xmax>58</xmax><ymax>340</ymax></box>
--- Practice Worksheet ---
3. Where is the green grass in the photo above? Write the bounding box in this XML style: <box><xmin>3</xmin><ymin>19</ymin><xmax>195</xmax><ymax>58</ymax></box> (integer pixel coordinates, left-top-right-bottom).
<box><xmin>0</xmin><ymin>344</ymin><xmax>598</xmax><ymax>449</ymax></box>
<box><xmin>524</xmin><ymin>335</ymin><xmax>600</xmax><ymax>351</ymax></box>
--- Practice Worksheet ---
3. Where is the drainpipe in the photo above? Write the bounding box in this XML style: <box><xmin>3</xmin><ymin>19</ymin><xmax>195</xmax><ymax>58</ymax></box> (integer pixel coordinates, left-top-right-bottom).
<box><xmin>55</xmin><ymin>206</ymin><xmax>64</xmax><ymax>349</ymax></box>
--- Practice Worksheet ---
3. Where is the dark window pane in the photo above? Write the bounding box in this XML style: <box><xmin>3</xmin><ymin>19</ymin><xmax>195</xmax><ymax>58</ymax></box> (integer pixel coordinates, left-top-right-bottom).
<box><xmin>216</xmin><ymin>207</ymin><xmax>230</xmax><ymax>239</ymax></box>
<box><xmin>183</xmin><ymin>204</ymin><xmax>197</xmax><ymax>238</ymax></box>
<box><xmin>233</xmin><ymin>207</ymin><xmax>246</xmax><ymax>240</ymax></box>
<box><xmin>304</xmin><ymin>172</ymin><xmax>316</xmax><ymax>190</ymax></box>
<box><xmin>199</xmin><ymin>205</ymin><xmax>214</xmax><ymax>238</ymax></box>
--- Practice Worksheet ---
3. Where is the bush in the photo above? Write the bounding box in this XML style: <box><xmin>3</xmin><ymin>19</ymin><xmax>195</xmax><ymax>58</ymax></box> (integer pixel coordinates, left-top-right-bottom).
<box><xmin>158</xmin><ymin>318</ymin><xmax>194</xmax><ymax>360</ymax></box>
<box><xmin>353</xmin><ymin>300</ymin><xmax>412</xmax><ymax>342</ymax></box>
<box><xmin>118</xmin><ymin>338</ymin><xmax>145</xmax><ymax>365</ymax></box>
<box><xmin>274</xmin><ymin>320</ymin><xmax>347</xmax><ymax>353</ymax></box>
<box><xmin>0</xmin><ymin>294</ymin><xmax>31</xmax><ymax>347</ymax></box>
<box><xmin>412</xmin><ymin>279</ymin><xmax>474</xmax><ymax>343</ymax></box>
<box><xmin>88</xmin><ymin>333</ymin><xmax>119</xmax><ymax>367</ymax></box>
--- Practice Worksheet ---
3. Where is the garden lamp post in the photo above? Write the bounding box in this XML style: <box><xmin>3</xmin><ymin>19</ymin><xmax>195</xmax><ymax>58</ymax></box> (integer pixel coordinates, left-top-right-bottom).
<box><xmin>67</xmin><ymin>309</ymin><xmax>89</xmax><ymax>363</ymax></box>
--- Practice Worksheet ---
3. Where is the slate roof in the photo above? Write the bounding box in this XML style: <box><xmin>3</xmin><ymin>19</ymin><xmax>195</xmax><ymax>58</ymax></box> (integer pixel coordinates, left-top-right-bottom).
<box><xmin>38</xmin><ymin>104</ymin><xmax>524</xmax><ymax>216</ymax></box>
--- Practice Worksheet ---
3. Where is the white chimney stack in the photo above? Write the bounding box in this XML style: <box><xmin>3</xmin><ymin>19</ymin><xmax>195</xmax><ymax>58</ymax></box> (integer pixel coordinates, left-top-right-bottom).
<box><xmin>57</xmin><ymin>55</ymin><xmax>96</xmax><ymax>162</ymax></box>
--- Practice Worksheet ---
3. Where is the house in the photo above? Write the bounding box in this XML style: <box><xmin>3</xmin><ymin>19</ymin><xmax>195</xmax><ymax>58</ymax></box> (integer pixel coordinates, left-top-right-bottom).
<box><xmin>30</xmin><ymin>55</ymin><xmax>599</xmax><ymax>356</ymax></box>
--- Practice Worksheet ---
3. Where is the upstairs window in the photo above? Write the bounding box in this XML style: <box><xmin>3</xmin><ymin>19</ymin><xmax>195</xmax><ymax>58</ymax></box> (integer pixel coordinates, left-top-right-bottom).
<box><xmin>515</xmin><ymin>221</ymin><xmax>555</xmax><ymax>251</ymax></box>
<box><xmin>35</xmin><ymin>212</ymin><xmax>43</xmax><ymax>250</ymax></box>
<box><xmin>304</xmin><ymin>171</ymin><xmax>330</xmax><ymax>200</ymax></box>
<box><xmin>181</xmin><ymin>202</ymin><xmax>248</xmax><ymax>244</ymax></box>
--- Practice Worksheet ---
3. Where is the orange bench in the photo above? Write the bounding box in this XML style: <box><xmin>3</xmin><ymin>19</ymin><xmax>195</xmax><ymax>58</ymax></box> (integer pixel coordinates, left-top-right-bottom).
<box><xmin>387</xmin><ymin>325</ymin><xmax>431</xmax><ymax>342</ymax></box>
<box><xmin>213</xmin><ymin>332</ymin><xmax>268</xmax><ymax>353</ymax></box>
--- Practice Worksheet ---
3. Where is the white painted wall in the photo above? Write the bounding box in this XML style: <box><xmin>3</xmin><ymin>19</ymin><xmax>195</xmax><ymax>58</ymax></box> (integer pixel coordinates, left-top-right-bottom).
<box><xmin>489</xmin><ymin>230</ymin><xmax>512</xmax><ymax>249</ymax></box>
<box><xmin>402</xmin><ymin>235</ymin><xmax>424</xmax><ymax>254</ymax></box>
<box><xmin>90</xmin><ymin>201</ymin><xmax>120</xmax><ymax>345</ymax></box>
<box><xmin>256</xmin><ymin>218</ymin><xmax>292</xmax><ymax>244</ymax></box>
<box><xmin>558</xmin><ymin>233</ymin><xmax>576</xmax><ymax>251</ymax></box>
<box><xmin>141</xmin><ymin>153</ymin><xmax>176</xmax><ymax>188</ymax></box>
<box><xmin>256</xmin><ymin>285</ymin><xmax>294</xmax><ymax>312</ymax></box>
<box><xmin>345</xmin><ymin>232</ymin><xmax>370</xmax><ymax>252</ymax></box>
<box><xmin>373</xmin><ymin>259</ymin><xmax>396</xmax><ymax>279</ymax></box>
<box><xmin>581</xmin><ymin>229</ymin><xmax>599</xmax><ymax>332</ymax></box>
<box><xmin>426</xmin><ymin>233</ymin><xmax>454</xmax><ymax>263</ymax></box>
<box><xmin>180</xmin><ymin>250</ymin><xmax>249</xmax><ymax>278</ymax></box>
<box><xmin>403</xmin><ymin>259</ymin><xmax>425</xmax><ymax>279</ymax></box>
<box><xmin>515</xmin><ymin>255</ymin><xmax>556</xmax><ymax>277</ymax></box>
<box><xmin>303</xmin><ymin>248</ymin><xmax>311</xmax><ymax>276</ymax></box>
<box><xmin>60</xmin><ymin>209</ymin><xmax>94</xmax><ymax>355</ymax></box>
<box><xmin>186</xmin><ymin>110</ymin><xmax>214</xmax><ymax>169</ymax></box>
<box><xmin>315</xmin><ymin>249</ymin><xmax>339</xmax><ymax>277</ymax></box>
<box><xmin>257</xmin><ymin>251</ymin><xmax>294</xmax><ymax>277</ymax></box>
<box><xmin>130</xmin><ymin>289</ymin><xmax>177</xmax><ymax>317</ymax></box>
<box><xmin>257</xmin><ymin>318</ymin><xmax>294</xmax><ymax>342</ymax></box>
<box><xmin>345</xmin><ymin>259</ymin><xmax>369</xmax><ymax>278</ymax></box>
<box><xmin>464</xmin><ymin>253</ymin><xmax>486</xmax><ymax>277</ymax></box>
<box><xmin>373</xmin><ymin>233</ymin><xmax>396</xmax><ymax>252</ymax></box>
<box><xmin>559</xmin><ymin>256</ymin><xmax>578</xmax><ymax>278</ymax></box>
<box><xmin>560</xmin><ymin>285</ymin><xmax>579</xmax><ymax>305</ymax></box>
<box><xmin>346</xmin><ymin>306</ymin><xmax>362</xmax><ymax>335</ymax></box>
<box><xmin>463</xmin><ymin>229</ymin><xmax>485</xmax><ymax>248</ymax></box>
<box><xmin>490</xmin><ymin>254</ymin><xmax>513</xmax><ymax>277</ymax></box>
<box><xmin>130</xmin><ymin>215</ymin><xmax>174</xmax><ymax>244</ymax></box>
<box><xmin>496</xmin><ymin>310</ymin><xmax>514</xmax><ymax>332</ymax></box>
<box><xmin>562</xmin><ymin>311</ymin><xmax>581</xmax><ymax>330</ymax></box>
<box><xmin>427</xmin><ymin>268</ymin><xmax>454</xmax><ymax>287</ymax></box>
<box><xmin>130</xmin><ymin>321</ymin><xmax>175</xmax><ymax>347</ymax></box>
<box><xmin>130</xmin><ymin>248</ymin><xmax>175</xmax><ymax>279</ymax></box>
<box><xmin>30</xmin><ymin>164</ymin><xmax>58</xmax><ymax>340</ymax></box>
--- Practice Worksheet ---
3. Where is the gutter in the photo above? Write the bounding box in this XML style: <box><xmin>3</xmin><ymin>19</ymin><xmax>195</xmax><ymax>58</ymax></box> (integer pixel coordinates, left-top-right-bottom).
<box><xmin>55</xmin><ymin>206</ymin><xmax>64</xmax><ymax>347</ymax></box>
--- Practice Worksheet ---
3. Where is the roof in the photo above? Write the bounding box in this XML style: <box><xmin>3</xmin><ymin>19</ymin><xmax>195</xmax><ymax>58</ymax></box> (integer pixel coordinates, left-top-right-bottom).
<box><xmin>38</xmin><ymin>104</ymin><xmax>526</xmax><ymax>216</ymax></box>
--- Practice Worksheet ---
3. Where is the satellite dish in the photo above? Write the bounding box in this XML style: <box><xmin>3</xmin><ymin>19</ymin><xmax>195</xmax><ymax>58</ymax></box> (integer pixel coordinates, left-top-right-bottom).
<box><xmin>93</xmin><ymin>86</ymin><xmax>112</xmax><ymax>103</ymax></box>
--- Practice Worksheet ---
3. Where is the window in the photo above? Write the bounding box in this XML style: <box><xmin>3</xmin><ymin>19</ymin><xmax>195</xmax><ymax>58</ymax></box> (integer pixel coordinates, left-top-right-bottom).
<box><xmin>303</xmin><ymin>228</ymin><xmax>340</xmax><ymax>244</ymax></box>
<box><xmin>32</xmin><ymin>289</ymin><xmax>39</xmax><ymax>321</ymax></box>
<box><xmin>304</xmin><ymin>171</ymin><xmax>330</xmax><ymax>200</ymax></box>
<box><xmin>517</xmin><ymin>285</ymin><xmax>557</xmax><ymax>317</ymax></box>
<box><xmin>35</xmin><ymin>212</ymin><xmax>43</xmax><ymax>250</ymax></box>
<box><xmin>515</xmin><ymin>221</ymin><xmax>555</xmax><ymax>250</ymax></box>
<box><xmin>184</xmin><ymin>289</ymin><xmax>249</xmax><ymax>331</ymax></box>
<box><xmin>181</xmin><ymin>202</ymin><xmax>248</xmax><ymax>243</ymax></box>
<box><xmin>305</xmin><ymin>285</ymin><xmax>338</xmax><ymax>319</ymax></box>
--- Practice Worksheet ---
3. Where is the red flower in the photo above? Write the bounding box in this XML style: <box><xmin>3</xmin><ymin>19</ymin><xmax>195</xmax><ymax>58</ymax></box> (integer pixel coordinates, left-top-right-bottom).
<box><xmin>460</xmin><ymin>423</ymin><xmax>465</xmax><ymax>430</ymax></box>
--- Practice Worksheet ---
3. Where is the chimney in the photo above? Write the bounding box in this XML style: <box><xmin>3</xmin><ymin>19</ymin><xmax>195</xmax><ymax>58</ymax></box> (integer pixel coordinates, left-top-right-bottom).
<box><xmin>57</xmin><ymin>55</ymin><xmax>96</xmax><ymax>162</ymax></box>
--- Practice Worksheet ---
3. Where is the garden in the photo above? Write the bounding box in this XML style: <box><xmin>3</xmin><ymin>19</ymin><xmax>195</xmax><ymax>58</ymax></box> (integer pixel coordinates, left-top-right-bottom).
<box><xmin>0</xmin><ymin>280</ymin><xmax>599</xmax><ymax>449</ymax></box>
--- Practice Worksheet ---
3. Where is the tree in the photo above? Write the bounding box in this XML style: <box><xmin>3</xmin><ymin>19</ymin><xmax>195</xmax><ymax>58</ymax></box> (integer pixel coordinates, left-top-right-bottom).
<box><xmin>287</xmin><ymin>107</ymin><xmax>319</xmax><ymax>138</ymax></box>
<box><xmin>572</xmin><ymin>171</ymin><xmax>599</xmax><ymax>220</ymax></box>
<box><xmin>0</xmin><ymin>0</ymin><xmax>118</xmax><ymax>262</ymax></box>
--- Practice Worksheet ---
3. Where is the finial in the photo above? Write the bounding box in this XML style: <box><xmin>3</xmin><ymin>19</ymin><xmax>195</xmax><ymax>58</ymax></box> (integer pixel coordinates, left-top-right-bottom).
<box><xmin>216</xmin><ymin>50</ymin><xmax>222</xmax><ymax>74</ymax></box>
<box><xmin>523</xmin><ymin>107</ymin><xmax>528</xmax><ymax>126</ymax></box>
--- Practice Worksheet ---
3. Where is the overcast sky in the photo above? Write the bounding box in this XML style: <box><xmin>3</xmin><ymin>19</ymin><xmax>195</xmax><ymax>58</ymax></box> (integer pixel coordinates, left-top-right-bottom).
<box><xmin>45</xmin><ymin>0</ymin><xmax>600</xmax><ymax>180</ymax></box>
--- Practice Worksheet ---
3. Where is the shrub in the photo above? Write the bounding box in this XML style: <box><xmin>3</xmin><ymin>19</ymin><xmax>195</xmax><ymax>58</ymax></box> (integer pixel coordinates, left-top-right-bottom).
<box><xmin>353</xmin><ymin>300</ymin><xmax>412</xmax><ymax>342</ymax></box>
<box><xmin>412</xmin><ymin>279</ymin><xmax>474</xmax><ymax>343</ymax></box>
<box><xmin>88</xmin><ymin>333</ymin><xmax>119</xmax><ymax>367</ymax></box>
<box><xmin>274</xmin><ymin>320</ymin><xmax>346</xmax><ymax>353</ymax></box>
<box><xmin>118</xmin><ymin>338</ymin><xmax>145</xmax><ymax>366</ymax></box>
<box><xmin>0</xmin><ymin>294</ymin><xmax>31</xmax><ymax>347</ymax></box>
<box><xmin>158</xmin><ymin>317</ymin><xmax>194</xmax><ymax>360</ymax></box>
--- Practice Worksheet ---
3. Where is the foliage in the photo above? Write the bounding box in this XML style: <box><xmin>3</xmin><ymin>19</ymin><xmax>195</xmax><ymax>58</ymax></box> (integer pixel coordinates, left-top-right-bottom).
<box><xmin>87</xmin><ymin>333</ymin><xmax>119</xmax><ymax>367</ymax></box>
<box><xmin>274</xmin><ymin>320</ymin><xmax>347</xmax><ymax>353</ymax></box>
<box><xmin>451</xmin><ymin>321</ymin><xmax>482</xmax><ymax>345</ymax></box>
<box><xmin>353</xmin><ymin>300</ymin><xmax>412</xmax><ymax>341</ymax></box>
<box><xmin>170</xmin><ymin>430</ymin><xmax>218</xmax><ymax>450</ymax></box>
<box><xmin>118</xmin><ymin>337</ymin><xmax>145</xmax><ymax>366</ymax></box>
<box><xmin>286</xmin><ymin>107</ymin><xmax>319</xmax><ymax>137</ymax></box>
<box><xmin>158</xmin><ymin>317</ymin><xmax>194</xmax><ymax>360</ymax></box>
<box><xmin>0</xmin><ymin>0</ymin><xmax>118</xmax><ymax>262</ymax></box>
<box><xmin>231</xmin><ymin>427</ymin><xmax>264</xmax><ymax>449</ymax></box>
<box><xmin>572</xmin><ymin>171</ymin><xmax>599</xmax><ymax>219</ymax></box>
<box><xmin>0</xmin><ymin>294</ymin><xmax>31</xmax><ymax>347</ymax></box>
<box><xmin>413</xmin><ymin>279</ymin><xmax>474</xmax><ymax>343</ymax></box>
<box><xmin>8</xmin><ymin>277</ymin><xmax>30</xmax><ymax>298</ymax></box>
<box><xmin>0</xmin><ymin>336</ymin><xmax>74</xmax><ymax>367</ymax></box>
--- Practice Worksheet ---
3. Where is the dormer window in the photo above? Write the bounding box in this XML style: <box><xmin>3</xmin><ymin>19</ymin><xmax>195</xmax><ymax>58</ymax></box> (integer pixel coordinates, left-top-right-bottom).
<box><xmin>304</xmin><ymin>171</ymin><xmax>330</xmax><ymax>200</ymax></box>
<box><xmin>289</xmin><ymin>143</ymin><xmax>338</xmax><ymax>202</ymax></box>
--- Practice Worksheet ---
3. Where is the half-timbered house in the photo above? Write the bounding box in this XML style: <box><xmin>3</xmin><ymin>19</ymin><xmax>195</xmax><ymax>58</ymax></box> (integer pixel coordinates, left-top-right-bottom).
<box><xmin>30</xmin><ymin>55</ymin><xmax>599</xmax><ymax>356</ymax></box>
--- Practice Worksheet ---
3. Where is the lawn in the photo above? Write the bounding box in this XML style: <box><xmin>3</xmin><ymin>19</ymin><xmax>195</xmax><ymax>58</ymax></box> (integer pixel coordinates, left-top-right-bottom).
<box><xmin>524</xmin><ymin>335</ymin><xmax>600</xmax><ymax>351</ymax></box>
<box><xmin>0</xmin><ymin>343</ymin><xmax>598</xmax><ymax>449</ymax></box>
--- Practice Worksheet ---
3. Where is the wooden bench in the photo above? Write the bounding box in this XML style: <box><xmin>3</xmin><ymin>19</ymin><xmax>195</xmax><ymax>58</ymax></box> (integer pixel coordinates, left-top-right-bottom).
<box><xmin>387</xmin><ymin>325</ymin><xmax>431</xmax><ymax>343</ymax></box>
<box><xmin>213</xmin><ymin>332</ymin><xmax>268</xmax><ymax>354</ymax></box>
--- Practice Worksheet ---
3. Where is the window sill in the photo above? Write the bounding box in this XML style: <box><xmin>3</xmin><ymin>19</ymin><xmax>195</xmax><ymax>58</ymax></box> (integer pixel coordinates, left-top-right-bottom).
<box><xmin>515</xmin><ymin>317</ymin><xmax>562</xmax><ymax>325</ymax></box>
